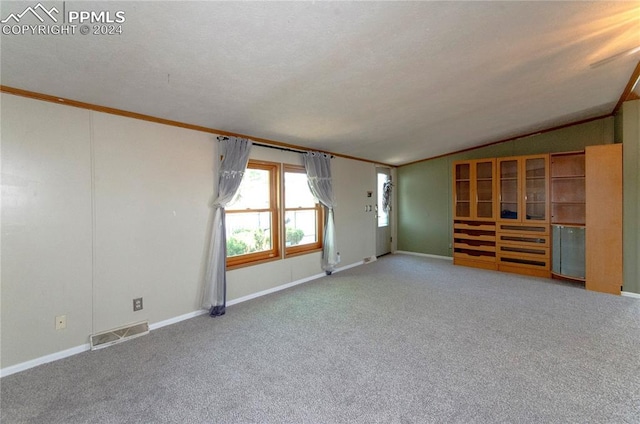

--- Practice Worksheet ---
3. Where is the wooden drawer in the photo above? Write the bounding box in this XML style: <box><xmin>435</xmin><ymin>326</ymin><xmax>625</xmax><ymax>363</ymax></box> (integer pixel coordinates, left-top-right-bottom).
<box><xmin>454</xmin><ymin>232</ymin><xmax>496</xmax><ymax>242</ymax></box>
<box><xmin>454</xmin><ymin>221</ymin><xmax>496</xmax><ymax>232</ymax></box>
<box><xmin>454</xmin><ymin>249</ymin><xmax>496</xmax><ymax>263</ymax></box>
<box><xmin>497</xmin><ymin>223</ymin><xmax>549</xmax><ymax>235</ymax></box>
<box><xmin>498</xmin><ymin>244</ymin><xmax>548</xmax><ymax>258</ymax></box>
<box><xmin>497</xmin><ymin>233</ymin><xmax>549</xmax><ymax>247</ymax></box>
<box><xmin>496</xmin><ymin>222</ymin><xmax>550</xmax><ymax>277</ymax></box>
<box><xmin>498</xmin><ymin>246</ymin><xmax>549</xmax><ymax>261</ymax></box>
<box><xmin>452</xmin><ymin>220</ymin><xmax>497</xmax><ymax>271</ymax></box>
<box><xmin>454</xmin><ymin>240</ymin><xmax>496</xmax><ymax>252</ymax></box>
<box><xmin>454</xmin><ymin>256</ymin><xmax>498</xmax><ymax>271</ymax></box>
<box><xmin>498</xmin><ymin>262</ymin><xmax>551</xmax><ymax>278</ymax></box>
<box><xmin>497</xmin><ymin>245</ymin><xmax>550</xmax><ymax>276</ymax></box>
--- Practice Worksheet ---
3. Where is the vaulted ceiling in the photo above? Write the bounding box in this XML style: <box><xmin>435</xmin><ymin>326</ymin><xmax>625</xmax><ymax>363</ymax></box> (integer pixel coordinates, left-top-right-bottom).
<box><xmin>1</xmin><ymin>1</ymin><xmax>639</xmax><ymax>165</ymax></box>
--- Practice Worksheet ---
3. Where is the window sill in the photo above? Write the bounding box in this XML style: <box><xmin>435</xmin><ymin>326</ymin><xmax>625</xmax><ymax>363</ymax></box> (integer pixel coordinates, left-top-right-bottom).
<box><xmin>226</xmin><ymin>247</ymin><xmax>323</xmax><ymax>270</ymax></box>
<box><xmin>285</xmin><ymin>246</ymin><xmax>323</xmax><ymax>259</ymax></box>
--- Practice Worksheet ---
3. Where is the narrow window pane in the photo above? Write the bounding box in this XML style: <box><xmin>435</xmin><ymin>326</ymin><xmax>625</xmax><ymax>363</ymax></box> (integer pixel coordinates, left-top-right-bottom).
<box><xmin>228</xmin><ymin>169</ymin><xmax>270</xmax><ymax>210</ymax></box>
<box><xmin>226</xmin><ymin>212</ymin><xmax>272</xmax><ymax>257</ymax></box>
<box><xmin>285</xmin><ymin>172</ymin><xmax>317</xmax><ymax>208</ymax></box>
<box><xmin>285</xmin><ymin>210</ymin><xmax>318</xmax><ymax>246</ymax></box>
<box><xmin>377</xmin><ymin>173</ymin><xmax>389</xmax><ymax>227</ymax></box>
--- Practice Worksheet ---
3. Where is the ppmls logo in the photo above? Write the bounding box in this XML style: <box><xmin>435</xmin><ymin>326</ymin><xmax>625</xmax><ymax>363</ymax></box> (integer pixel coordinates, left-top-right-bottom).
<box><xmin>1</xmin><ymin>3</ymin><xmax>59</xmax><ymax>23</ymax></box>
<box><xmin>1</xmin><ymin>2</ymin><xmax>125</xmax><ymax>36</ymax></box>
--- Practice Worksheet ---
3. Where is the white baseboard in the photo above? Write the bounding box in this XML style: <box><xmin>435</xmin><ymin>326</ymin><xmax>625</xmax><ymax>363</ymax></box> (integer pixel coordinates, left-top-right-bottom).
<box><xmin>622</xmin><ymin>291</ymin><xmax>640</xmax><ymax>299</ymax></box>
<box><xmin>149</xmin><ymin>309</ymin><xmax>209</xmax><ymax>331</ymax></box>
<box><xmin>394</xmin><ymin>250</ymin><xmax>453</xmax><ymax>261</ymax></box>
<box><xmin>337</xmin><ymin>260</ymin><xmax>366</xmax><ymax>271</ymax></box>
<box><xmin>1</xmin><ymin>261</ymin><xmax>366</xmax><ymax>378</ymax></box>
<box><xmin>0</xmin><ymin>343</ymin><xmax>91</xmax><ymax>378</ymax></box>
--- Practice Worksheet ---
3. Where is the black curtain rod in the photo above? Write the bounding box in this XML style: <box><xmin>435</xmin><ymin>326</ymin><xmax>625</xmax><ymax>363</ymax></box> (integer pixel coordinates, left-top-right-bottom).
<box><xmin>253</xmin><ymin>141</ymin><xmax>307</xmax><ymax>154</ymax></box>
<box><xmin>217</xmin><ymin>136</ymin><xmax>333</xmax><ymax>157</ymax></box>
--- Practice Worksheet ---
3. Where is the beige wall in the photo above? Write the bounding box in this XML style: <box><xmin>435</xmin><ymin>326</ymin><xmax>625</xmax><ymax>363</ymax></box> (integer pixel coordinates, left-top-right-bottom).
<box><xmin>2</xmin><ymin>95</ymin><xmax>94</xmax><ymax>368</ymax></box>
<box><xmin>91</xmin><ymin>113</ymin><xmax>213</xmax><ymax>332</ymax></box>
<box><xmin>1</xmin><ymin>93</ymin><xmax>377</xmax><ymax>370</ymax></box>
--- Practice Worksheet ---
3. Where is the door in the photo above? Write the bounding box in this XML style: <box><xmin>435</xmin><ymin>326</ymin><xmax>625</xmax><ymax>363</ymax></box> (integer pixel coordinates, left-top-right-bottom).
<box><xmin>376</xmin><ymin>168</ymin><xmax>391</xmax><ymax>257</ymax></box>
<box><xmin>585</xmin><ymin>144</ymin><xmax>622</xmax><ymax>295</ymax></box>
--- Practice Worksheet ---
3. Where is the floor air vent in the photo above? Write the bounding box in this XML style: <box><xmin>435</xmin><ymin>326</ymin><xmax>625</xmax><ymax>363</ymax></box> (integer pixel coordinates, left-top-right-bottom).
<box><xmin>90</xmin><ymin>321</ymin><xmax>149</xmax><ymax>350</ymax></box>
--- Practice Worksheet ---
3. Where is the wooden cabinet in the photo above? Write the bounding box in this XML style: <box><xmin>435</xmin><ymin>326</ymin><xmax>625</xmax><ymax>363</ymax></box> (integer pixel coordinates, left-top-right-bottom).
<box><xmin>551</xmin><ymin>152</ymin><xmax>585</xmax><ymax>225</ymax></box>
<box><xmin>453</xmin><ymin>159</ymin><xmax>497</xmax><ymax>270</ymax></box>
<box><xmin>453</xmin><ymin>159</ymin><xmax>497</xmax><ymax>221</ymax></box>
<box><xmin>451</xmin><ymin>147</ymin><xmax>623</xmax><ymax>292</ymax></box>
<box><xmin>453</xmin><ymin>221</ymin><xmax>497</xmax><ymax>270</ymax></box>
<box><xmin>498</xmin><ymin>155</ymin><xmax>549</xmax><ymax>223</ymax></box>
<box><xmin>495</xmin><ymin>154</ymin><xmax>550</xmax><ymax>277</ymax></box>
<box><xmin>550</xmin><ymin>152</ymin><xmax>586</xmax><ymax>281</ymax></box>
<box><xmin>585</xmin><ymin>144</ymin><xmax>622</xmax><ymax>295</ymax></box>
<box><xmin>496</xmin><ymin>222</ymin><xmax>550</xmax><ymax>277</ymax></box>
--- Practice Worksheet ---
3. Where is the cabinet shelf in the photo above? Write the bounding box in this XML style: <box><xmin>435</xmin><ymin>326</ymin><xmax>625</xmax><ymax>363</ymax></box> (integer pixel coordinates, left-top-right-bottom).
<box><xmin>453</xmin><ymin>159</ymin><xmax>497</xmax><ymax>221</ymax></box>
<box><xmin>550</xmin><ymin>151</ymin><xmax>585</xmax><ymax>226</ymax></box>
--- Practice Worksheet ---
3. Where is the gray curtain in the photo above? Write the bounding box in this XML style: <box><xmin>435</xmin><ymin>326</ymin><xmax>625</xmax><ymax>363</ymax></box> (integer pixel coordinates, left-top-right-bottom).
<box><xmin>202</xmin><ymin>136</ymin><xmax>252</xmax><ymax>316</ymax></box>
<box><xmin>303</xmin><ymin>151</ymin><xmax>339</xmax><ymax>274</ymax></box>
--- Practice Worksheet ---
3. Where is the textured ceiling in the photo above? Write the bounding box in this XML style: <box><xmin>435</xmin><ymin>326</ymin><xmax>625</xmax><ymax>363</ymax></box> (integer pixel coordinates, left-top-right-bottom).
<box><xmin>1</xmin><ymin>1</ymin><xmax>639</xmax><ymax>165</ymax></box>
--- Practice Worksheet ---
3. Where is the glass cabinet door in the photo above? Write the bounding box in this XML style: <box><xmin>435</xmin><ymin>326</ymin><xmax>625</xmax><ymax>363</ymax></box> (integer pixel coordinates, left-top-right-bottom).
<box><xmin>454</xmin><ymin>163</ymin><xmax>471</xmax><ymax>218</ymax></box>
<box><xmin>524</xmin><ymin>156</ymin><xmax>548</xmax><ymax>221</ymax></box>
<box><xmin>499</xmin><ymin>159</ymin><xmax>518</xmax><ymax>220</ymax></box>
<box><xmin>475</xmin><ymin>160</ymin><xmax>495</xmax><ymax>219</ymax></box>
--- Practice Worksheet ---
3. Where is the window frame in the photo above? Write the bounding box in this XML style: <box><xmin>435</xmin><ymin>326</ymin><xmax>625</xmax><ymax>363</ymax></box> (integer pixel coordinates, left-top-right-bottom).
<box><xmin>225</xmin><ymin>160</ymin><xmax>281</xmax><ymax>269</ymax></box>
<box><xmin>283</xmin><ymin>165</ymin><xmax>324</xmax><ymax>257</ymax></box>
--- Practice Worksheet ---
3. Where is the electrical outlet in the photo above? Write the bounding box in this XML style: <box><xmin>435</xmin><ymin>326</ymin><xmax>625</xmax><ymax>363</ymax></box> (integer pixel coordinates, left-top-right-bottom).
<box><xmin>55</xmin><ymin>315</ymin><xmax>67</xmax><ymax>330</ymax></box>
<box><xmin>133</xmin><ymin>297</ymin><xmax>143</xmax><ymax>311</ymax></box>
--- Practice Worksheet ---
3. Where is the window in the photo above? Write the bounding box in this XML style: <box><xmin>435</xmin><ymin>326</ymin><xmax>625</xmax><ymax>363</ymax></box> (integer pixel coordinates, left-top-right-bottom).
<box><xmin>284</xmin><ymin>165</ymin><xmax>323</xmax><ymax>256</ymax></box>
<box><xmin>377</xmin><ymin>172</ymin><xmax>389</xmax><ymax>227</ymax></box>
<box><xmin>225</xmin><ymin>161</ymin><xmax>323</xmax><ymax>268</ymax></box>
<box><xmin>226</xmin><ymin>161</ymin><xmax>280</xmax><ymax>268</ymax></box>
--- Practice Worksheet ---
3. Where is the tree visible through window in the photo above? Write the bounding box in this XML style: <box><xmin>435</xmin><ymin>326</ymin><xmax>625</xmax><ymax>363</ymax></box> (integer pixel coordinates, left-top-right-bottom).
<box><xmin>226</xmin><ymin>161</ymin><xmax>279</xmax><ymax>267</ymax></box>
<box><xmin>284</xmin><ymin>165</ymin><xmax>323</xmax><ymax>256</ymax></box>
<box><xmin>224</xmin><ymin>161</ymin><xmax>323</xmax><ymax>268</ymax></box>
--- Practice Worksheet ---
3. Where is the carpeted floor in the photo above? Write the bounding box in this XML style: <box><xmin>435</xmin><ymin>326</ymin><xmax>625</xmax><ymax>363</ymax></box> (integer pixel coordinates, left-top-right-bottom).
<box><xmin>2</xmin><ymin>254</ymin><xmax>639</xmax><ymax>423</ymax></box>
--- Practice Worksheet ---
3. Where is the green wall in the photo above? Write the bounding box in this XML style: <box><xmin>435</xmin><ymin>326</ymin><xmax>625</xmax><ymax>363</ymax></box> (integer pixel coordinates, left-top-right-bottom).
<box><xmin>397</xmin><ymin>116</ymin><xmax>615</xmax><ymax>259</ymax></box>
<box><xmin>622</xmin><ymin>100</ymin><xmax>640</xmax><ymax>294</ymax></box>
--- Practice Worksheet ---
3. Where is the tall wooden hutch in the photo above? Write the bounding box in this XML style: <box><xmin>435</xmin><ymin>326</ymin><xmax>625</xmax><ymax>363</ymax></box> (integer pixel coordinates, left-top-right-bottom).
<box><xmin>452</xmin><ymin>145</ymin><xmax>622</xmax><ymax>294</ymax></box>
